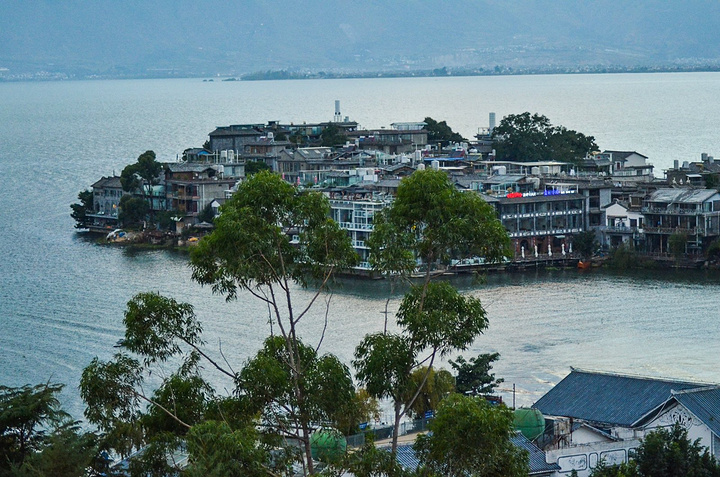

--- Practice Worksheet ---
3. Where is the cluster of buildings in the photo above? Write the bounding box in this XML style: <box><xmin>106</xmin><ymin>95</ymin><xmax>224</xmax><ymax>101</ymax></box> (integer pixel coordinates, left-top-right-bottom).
<box><xmin>85</xmin><ymin>105</ymin><xmax>720</xmax><ymax>266</ymax></box>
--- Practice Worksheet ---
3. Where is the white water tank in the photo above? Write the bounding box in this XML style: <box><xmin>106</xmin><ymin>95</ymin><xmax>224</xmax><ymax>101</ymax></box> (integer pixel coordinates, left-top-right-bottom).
<box><xmin>227</xmin><ymin>150</ymin><xmax>235</xmax><ymax>162</ymax></box>
<box><xmin>220</xmin><ymin>150</ymin><xmax>228</xmax><ymax>160</ymax></box>
<box><xmin>493</xmin><ymin>165</ymin><xmax>507</xmax><ymax>175</ymax></box>
<box><xmin>431</xmin><ymin>160</ymin><xmax>440</xmax><ymax>171</ymax></box>
<box><xmin>418</xmin><ymin>163</ymin><xmax>426</xmax><ymax>170</ymax></box>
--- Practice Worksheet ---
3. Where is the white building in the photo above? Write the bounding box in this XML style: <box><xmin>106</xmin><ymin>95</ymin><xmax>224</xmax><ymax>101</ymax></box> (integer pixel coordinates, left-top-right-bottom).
<box><xmin>534</xmin><ymin>369</ymin><xmax>720</xmax><ymax>476</ymax></box>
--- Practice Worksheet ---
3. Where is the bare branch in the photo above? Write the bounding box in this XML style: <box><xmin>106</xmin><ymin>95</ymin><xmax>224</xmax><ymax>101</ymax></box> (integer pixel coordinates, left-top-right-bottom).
<box><xmin>314</xmin><ymin>292</ymin><xmax>333</xmax><ymax>354</ymax></box>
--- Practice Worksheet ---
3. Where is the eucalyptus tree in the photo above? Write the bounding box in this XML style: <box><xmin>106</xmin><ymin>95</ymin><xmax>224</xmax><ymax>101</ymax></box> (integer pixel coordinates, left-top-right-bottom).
<box><xmin>355</xmin><ymin>168</ymin><xmax>511</xmax><ymax>453</ymax></box>
<box><xmin>81</xmin><ymin>171</ymin><xmax>360</xmax><ymax>475</ymax></box>
<box><xmin>191</xmin><ymin>170</ymin><xmax>358</xmax><ymax>474</ymax></box>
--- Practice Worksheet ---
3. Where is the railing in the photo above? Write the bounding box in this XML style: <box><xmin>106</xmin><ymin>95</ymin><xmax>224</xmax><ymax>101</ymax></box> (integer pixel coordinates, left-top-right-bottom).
<box><xmin>642</xmin><ymin>207</ymin><xmax>717</xmax><ymax>215</ymax></box>
<box><xmin>501</xmin><ymin>209</ymin><xmax>582</xmax><ymax>220</ymax></box>
<box><xmin>339</xmin><ymin>222</ymin><xmax>373</xmax><ymax>231</ymax></box>
<box><xmin>345</xmin><ymin>418</ymin><xmax>433</xmax><ymax>448</ymax></box>
<box><xmin>642</xmin><ymin>226</ymin><xmax>699</xmax><ymax>235</ymax></box>
<box><xmin>601</xmin><ymin>226</ymin><xmax>639</xmax><ymax>233</ymax></box>
<box><xmin>508</xmin><ymin>228</ymin><xmax>582</xmax><ymax>238</ymax></box>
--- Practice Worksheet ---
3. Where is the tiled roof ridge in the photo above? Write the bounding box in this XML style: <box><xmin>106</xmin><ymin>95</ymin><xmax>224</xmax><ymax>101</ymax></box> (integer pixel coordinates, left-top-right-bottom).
<box><xmin>570</xmin><ymin>367</ymin><xmax>714</xmax><ymax>387</ymax></box>
<box><xmin>671</xmin><ymin>385</ymin><xmax>720</xmax><ymax>396</ymax></box>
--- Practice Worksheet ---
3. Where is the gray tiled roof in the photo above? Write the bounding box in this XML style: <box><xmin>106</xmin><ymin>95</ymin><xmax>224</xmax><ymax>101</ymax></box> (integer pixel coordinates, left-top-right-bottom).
<box><xmin>647</xmin><ymin>188</ymin><xmax>719</xmax><ymax>204</ymax></box>
<box><xmin>510</xmin><ymin>432</ymin><xmax>561</xmax><ymax>474</ymax></box>
<box><xmin>671</xmin><ymin>386</ymin><xmax>720</xmax><ymax>437</ymax></box>
<box><xmin>533</xmin><ymin>369</ymin><xmax>705</xmax><ymax>427</ymax></box>
<box><xmin>392</xmin><ymin>432</ymin><xmax>559</xmax><ymax>475</ymax></box>
<box><xmin>91</xmin><ymin>176</ymin><xmax>122</xmax><ymax>189</ymax></box>
<box><xmin>395</xmin><ymin>445</ymin><xmax>420</xmax><ymax>471</ymax></box>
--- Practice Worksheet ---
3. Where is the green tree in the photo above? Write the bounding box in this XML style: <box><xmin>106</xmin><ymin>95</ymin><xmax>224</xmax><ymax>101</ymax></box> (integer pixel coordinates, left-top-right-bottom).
<box><xmin>120</xmin><ymin>150</ymin><xmax>163</xmax><ymax>197</ymax></box>
<box><xmin>83</xmin><ymin>172</ymin><xmax>360</xmax><ymax>475</ymax></box>
<box><xmin>196</xmin><ymin>202</ymin><xmax>215</xmax><ymax>224</ymax></box>
<box><xmin>118</xmin><ymin>194</ymin><xmax>149</xmax><ymax>228</ymax></box>
<box><xmin>706</xmin><ymin>239</ymin><xmax>720</xmax><ymax>262</ymax></box>
<box><xmin>634</xmin><ymin>424</ymin><xmax>720</xmax><ymax>477</ymax></box>
<box><xmin>320</xmin><ymin>123</ymin><xmax>347</xmax><ymax>147</ymax></box>
<box><xmin>356</xmin><ymin>169</ymin><xmax>510</xmax><ymax>454</ymax></box>
<box><xmin>120</xmin><ymin>150</ymin><xmax>163</xmax><ymax>223</ymax></box>
<box><xmin>423</xmin><ymin>117</ymin><xmax>466</xmax><ymax>147</ymax></box>
<box><xmin>70</xmin><ymin>189</ymin><xmax>94</xmax><ymax>229</ymax></box>
<box><xmin>450</xmin><ymin>352</ymin><xmax>503</xmax><ymax>396</ymax></box>
<box><xmin>404</xmin><ymin>367</ymin><xmax>455</xmax><ymax>420</ymax></box>
<box><xmin>414</xmin><ymin>394</ymin><xmax>529</xmax><ymax>477</ymax></box>
<box><xmin>668</xmin><ymin>232</ymin><xmax>688</xmax><ymax>261</ymax></box>
<box><xmin>590</xmin><ymin>460</ymin><xmax>638</xmax><ymax>477</ymax></box>
<box><xmin>573</xmin><ymin>230</ymin><xmax>599</xmax><ymax>259</ymax></box>
<box><xmin>0</xmin><ymin>383</ymin><xmax>99</xmax><ymax>476</ymax></box>
<box><xmin>189</xmin><ymin>170</ymin><xmax>358</xmax><ymax>474</ymax></box>
<box><xmin>244</xmin><ymin>160</ymin><xmax>272</xmax><ymax>176</ymax></box>
<box><xmin>12</xmin><ymin>421</ymin><xmax>100</xmax><ymax>477</ymax></box>
<box><xmin>237</xmin><ymin>335</ymin><xmax>356</xmax><ymax>440</ymax></box>
<box><xmin>492</xmin><ymin>112</ymin><xmax>597</xmax><ymax>165</ymax></box>
<box><xmin>590</xmin><ymin>423</ymin><xmax>720</xmax><ymax>477</ymax></box>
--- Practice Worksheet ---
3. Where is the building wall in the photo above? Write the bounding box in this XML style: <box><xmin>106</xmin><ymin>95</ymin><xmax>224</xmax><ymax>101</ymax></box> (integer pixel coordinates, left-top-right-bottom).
<box><xmin>546</xmin><ymin>439</ymin><xmax>641</xmax><ymax>477</ymax></box>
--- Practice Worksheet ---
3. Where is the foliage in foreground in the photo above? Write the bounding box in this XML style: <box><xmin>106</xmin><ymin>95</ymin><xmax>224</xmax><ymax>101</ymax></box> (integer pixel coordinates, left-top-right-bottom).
<box><xmin>0</xmin><ymin>383</ymin><xmax>101</xmax><ymax>477</ymax></box>
<box><xmin>414</xmin><ymin>394</ymin><xmax>529</xmax><ymax>477</ymax></box>
<box><xmin>590</xmin><ymin>423</ymin><xmax>720</xmax><ymax>477</ymax></box>
<box><xmin>358</xmin><ymin>169</ymin><xmax>511</xmax><ymax>454</ymax></box>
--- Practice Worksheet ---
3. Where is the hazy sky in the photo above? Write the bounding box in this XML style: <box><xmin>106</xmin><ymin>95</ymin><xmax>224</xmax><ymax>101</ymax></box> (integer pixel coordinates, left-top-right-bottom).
<box><xmin>2</xmin><ymin>1</ymin><xmax>720</xmax><ymax>77</ymax></box>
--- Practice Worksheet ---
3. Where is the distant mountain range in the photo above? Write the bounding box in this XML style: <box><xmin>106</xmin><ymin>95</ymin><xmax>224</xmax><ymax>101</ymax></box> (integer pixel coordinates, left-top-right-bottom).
<box><xmin>3</xmin><ymin>0</ymin><xmax>720</xmax><ymax>80</ymax></box>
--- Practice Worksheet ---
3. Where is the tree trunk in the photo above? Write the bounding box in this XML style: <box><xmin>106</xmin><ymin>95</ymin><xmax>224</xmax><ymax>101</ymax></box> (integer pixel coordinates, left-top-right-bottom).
<box><xmin>391</xmin><ymin>399</ymin><xmax>403</xmax><ymax>455</ymax></box>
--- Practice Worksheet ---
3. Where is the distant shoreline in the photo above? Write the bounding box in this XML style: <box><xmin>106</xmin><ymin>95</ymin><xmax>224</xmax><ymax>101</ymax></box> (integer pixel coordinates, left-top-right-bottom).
<box><xmin>4</xmin><ymin>64</ymin><xmax>720</xmax><ymax>83</ymax></box>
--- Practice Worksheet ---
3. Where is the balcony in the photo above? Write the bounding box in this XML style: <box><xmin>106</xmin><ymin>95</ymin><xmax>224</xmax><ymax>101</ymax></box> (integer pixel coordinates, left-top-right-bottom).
<box><xmin>642</xmin><ymin>206</ymin><xmax>717</xmax><ymax>216</ymax></box>
<box><xmin>643</xmin><ymin>226</ymin><xmax>699</xmax><ymax>235</ymax></box>
<box><xmin>339</xmin><ymin>222</ymin><xmax>373</xmax><ymax>231</ymax></box>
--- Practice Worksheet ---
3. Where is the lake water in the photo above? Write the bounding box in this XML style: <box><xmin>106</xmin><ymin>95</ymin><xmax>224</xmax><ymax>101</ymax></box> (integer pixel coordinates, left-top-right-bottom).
<box><xmin>2</xmin><ymin>73</ymin><xmax>720</xmax><ymax>420</ymax></box>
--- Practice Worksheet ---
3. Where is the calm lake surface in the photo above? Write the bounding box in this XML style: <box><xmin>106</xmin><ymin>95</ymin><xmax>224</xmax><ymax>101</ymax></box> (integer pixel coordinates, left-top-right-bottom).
<box><xmin>2</xmin><ymin>73</ymin><xmax>720</xmax><ymax>420</ymax></box>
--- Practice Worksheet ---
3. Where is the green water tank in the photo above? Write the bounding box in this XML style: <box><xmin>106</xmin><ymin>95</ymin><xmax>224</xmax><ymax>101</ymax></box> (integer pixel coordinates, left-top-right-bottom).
<box><xmin>310</xmin><ymin>430</ymin><xmax>347</xmax><ymax>462</ymax></box>
<box><xmin>513</xmin><ymin>407</ymin><xmax>545</xmax><ymax>440</ymax></box>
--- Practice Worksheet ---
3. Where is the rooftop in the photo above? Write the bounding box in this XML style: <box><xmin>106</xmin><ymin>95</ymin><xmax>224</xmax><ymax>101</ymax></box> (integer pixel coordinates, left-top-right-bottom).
<box><xmin>533</xmin><ymin>368</ymin><xmax>712</xmax><ymax>427</ymax></box>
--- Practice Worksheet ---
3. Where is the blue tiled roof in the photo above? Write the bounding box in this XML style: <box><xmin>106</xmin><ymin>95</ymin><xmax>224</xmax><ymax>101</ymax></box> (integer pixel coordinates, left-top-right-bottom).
<box><xmin>395</xmin><ymin>445</ymin><xmax>420</xmax><ymax>471</ymax></box>
<box><xmin>671</xmin><ymin>387</ymin><xmax>720</xmax><ymax>437</ymax></box>
<box><xmin>510</xmin><ymin>432</ymin><xmax>561</xmax><ymax>474</ymax></box>
<box><xmin>533</xmin><ymin>369</ymin><xmax>705</xmax><ymax>427</ymax></box>
<box><xmin>392</xmin><ymin>433</ymin><xmax>559</xmax><ymax>475</ymax></box>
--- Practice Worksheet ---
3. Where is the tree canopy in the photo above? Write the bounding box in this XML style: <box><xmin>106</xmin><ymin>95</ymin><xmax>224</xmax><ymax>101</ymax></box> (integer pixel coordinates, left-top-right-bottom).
<box><xmin>450</xmin><ymin>352</ymin><xmax>503</xmax><ymax>396</ymax></box>
<box><xmin>0</xmin><ymin>383</ymin><xmax>99</xmax><ymax>477</ymax></box>
<box><xmin>70</xmin><ymin>189</ymin><xmax>94</xmax><ymax>229</ymax></box>
<box><xmin>492</xmin><ymin>112</ymin><xmax>597</xmax><ymax>165</ymax></box>
<box><xmin>320</xmin><ymin>123</ymin><xmax>347</xmax><ymax>147</ymax></box>
<box><xmin>589</xmin><ymin>423</ymin><xmax>720</xmax><ymax>477</ymax></box>
<box><xmin>414</xmin><ymin>394</ymin><xmax>529</xmax><ymax>477</ymax></box>
<box><xmin>120</xmin><ymin>150</ymin><xmax>163</xmax><ymax>195</ymax></box>
<box><xmin>423</xmin><ymin>117</ymin><xmax>466</xmax><ymax>147</ymax></box>
<box><xmin>356</xmin><ymin>169</ymin><xmax>511</xmax><ymax>454</ymax></box>
<box><xmin>244</xmin><ymin>160</ymin><xmax>272</xmax><ymax>176</ymax></box>
<box><xmin>572</xmin><ymin>230</ymin><xmax>599</xmax><ymax>260</ymax></box>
